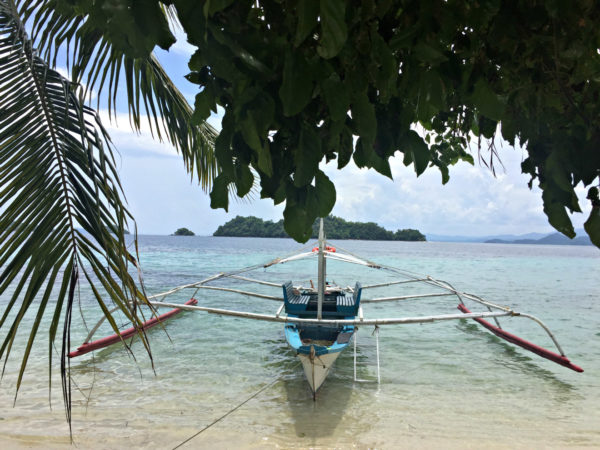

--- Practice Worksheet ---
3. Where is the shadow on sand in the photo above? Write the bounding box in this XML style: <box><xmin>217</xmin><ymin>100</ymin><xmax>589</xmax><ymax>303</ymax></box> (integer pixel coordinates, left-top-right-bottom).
<box><xmin>265</xmin><ymin>341</ymin><xmax>378</xmax><ymax>441</ymax></box>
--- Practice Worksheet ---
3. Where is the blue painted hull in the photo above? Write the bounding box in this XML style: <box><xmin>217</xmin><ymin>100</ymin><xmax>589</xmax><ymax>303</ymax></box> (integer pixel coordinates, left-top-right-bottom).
<box><xmin>282</xmin><ymin>284</ymin><xmax>362</xmax><ymax>395</ymax></box>
<box><xmin>284</xmin><ymin>316</ymin><xmax>355</xmax><ymax>395</ymax></box>
<box><xmin>284</xmin><ymin>320</ymin><xmax>355</xmax><ymax>356</ymax></box>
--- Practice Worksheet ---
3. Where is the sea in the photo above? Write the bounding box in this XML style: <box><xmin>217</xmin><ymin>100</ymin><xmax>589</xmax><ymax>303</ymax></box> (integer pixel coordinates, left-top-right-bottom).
<box><xmin>0</xmin><ymin>236</ymin><xmax>599</xmax><ymax>449</ymax></box>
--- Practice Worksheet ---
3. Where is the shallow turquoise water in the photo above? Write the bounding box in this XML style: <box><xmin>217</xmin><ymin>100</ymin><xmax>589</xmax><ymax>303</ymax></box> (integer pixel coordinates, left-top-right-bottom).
<box><xmin>1</xmin><ymin>237</ymin><xmax>599</xmax><ymax>448</ymax></box>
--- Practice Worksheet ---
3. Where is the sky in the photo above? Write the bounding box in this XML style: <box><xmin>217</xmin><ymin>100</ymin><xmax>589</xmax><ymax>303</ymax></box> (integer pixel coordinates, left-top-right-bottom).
<box><xmin>88</xmin><ymin>30</ymin><xmax>593</xmax><ymax>238</ymax></box>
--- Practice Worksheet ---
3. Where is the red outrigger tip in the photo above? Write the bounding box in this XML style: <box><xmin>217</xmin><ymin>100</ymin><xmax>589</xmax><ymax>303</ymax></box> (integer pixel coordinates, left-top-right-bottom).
<box><xmin>457</xmin><ymin>304</ymin><xmax>583</xmax><ymax>373</ymax></box>
<box><xmin>68</xmin><ymin>298</ymin><xmax>198</xmax><ymax>358</ymax></box>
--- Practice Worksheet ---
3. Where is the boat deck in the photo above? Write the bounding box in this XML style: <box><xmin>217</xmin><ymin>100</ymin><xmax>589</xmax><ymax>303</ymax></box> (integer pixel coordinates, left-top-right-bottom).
<box><xmin>282</xmin><ymin>281</ymin><xmax>362</xmax><ymax>318</ymax></box>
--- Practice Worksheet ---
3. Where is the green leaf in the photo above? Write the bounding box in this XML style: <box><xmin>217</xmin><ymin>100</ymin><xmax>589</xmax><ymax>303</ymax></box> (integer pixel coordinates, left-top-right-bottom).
<box><xmin>353</xmin><ymin>137</ymin><xmax>372</xmax><ymax>168</ymax></box>
<box><xmin>321</xmin><ymin>74</ymin><xmax>350</xmax><ymax>121</ymax></box>
<box><xmin>500</xmin><ymin>117</ymin><xmax>518</xmax><ymax>147</ymax></box>
<box><xmin>191</xmin><ymin>89</ymin><xmax>216</xmax><ymax>125</ymax></box>
<box><xmin>279</xmin><ymin>50</ymin><xmax>313</xmax><ymax>116</ymax></box>
<box><xmin>478</xmin><ymin>117</ymin><xmax>498</xmax><ymax>139</ymax></box>
<box><xmin>419</xmin><ymin>71</ymin><xmax>446</xmax><ymax>113</ymax></box>
<box><xmin>295</xmin><ymin>0</ymin><xmax>319</xmax><ymax>47</ymax></box>
<box><xmin>460</xmin><ymin>152</ymin><xmax>475</xmax><ymax>165</ymax></box>
<box><xmin>283</xmin><ymin>192</ymin><xmax>316</xmax><ymax>242</ymax></box>
<box><xmin>239</xmin><ymin>115</ymin><xmax>262</xmax><ymax>153</ymax></box>
<box><xmin>405</xmin><ymin>131</ymin><xmax>430</xmax><ymax>176</ymax></box>
<box><xmin>215</xmin><ymin>112</ymin><xmax>235</xmax><ymax>178</ymax></box>
<box><xmin>471</xmin><ymin>79</ymin><xmax>505</xmax><ymax>121</ymax></box>
<box><xmin>248</xmin><ymin>93</ymin><xmax>275</xmax><ymax>139</ymax></box>
<box><xmin>239</xmin><ymin>115</ymin><xmax>272</xmax><ymax>176</ymax></box>
<box><xmin>353</xmin><ymin>139</ymin><xmax>392</xmax><ymax>178</ymax></box>
<box><xmin>336</xmin><ymin>125</ymin><xmax>353</xmax><ymax>169</ymax></box>
<box><xmin>314</xmin><ymin>171</ymin><xmax>336</xmax><ymax>217</ymax></box>
<box><xmin>235</xmin><ymin>164</ymin><xmax>254</xmax><ymax>198</ymax></box>
<box><xmin>351</xmin><ymin>91</ymin><xmax>377</xmax><ymax>146</ymax></box>
<box><xmin>318</xmin><ymin>0</ymin><xmax>347</xmax><ymax>59</ymax></box>
<box><xmin>131</xmin><ymin>1</ymin><xmax>176</xmax><ymax>51</ymax></box>
<box><xmin>295</xmin><ymin>124</ymin><xmax>322</xmax><ymax>187</ymax></box>
<box><xmin>257</xmin><ymin>140</ymin><xmax>273</xmax><ymax>177</ymax></box>
<box><xmin>370</xmin><ymin>30</ymin><xmax>397</xmax><ymax>101</ymax></box>
<box><xmin>283</xmin><ymin>207</ymin><xmax>312</xmax><ymax>242</ymax></box>
<box><xmin>372</xmin><ymin>155</ymin><xmax>393</xmax><ymax>179</ymax></box>
<box><xmin>205</xmin><ymin>0</ymin><xmax>237</xmax><ymax>16</ymax></box>
<box><xmin>439</xmin><ymin>165</ymin><xmax>450</xmax><ymax>184</ymax></box>
<box><xmin>210</xmin><ymin>173</ymin><xmax>230</xmax><ymax>211</ymax></box>
<box><xmin>584</xmin><ymin>207</ymin><xmax>600</xmax><ymax>248</ymax></box>
<box><xmin>388</xmin><ymin>24</ymin><xmax>418</xmax><ymax>51</ymax></box>
<box><xmin>545</xmin><ymin>151</ymin><xmax>575</xmax><ymax>196</ymax></box>
<box><xmin>542</xmin><ymin>189</ymin><xmax>576</xmax><ymax>238</ymax></box>
<box><xmin>413</xmin><ymin>42</ymin><xmax>448</xmax><ymax>65</ymax></box>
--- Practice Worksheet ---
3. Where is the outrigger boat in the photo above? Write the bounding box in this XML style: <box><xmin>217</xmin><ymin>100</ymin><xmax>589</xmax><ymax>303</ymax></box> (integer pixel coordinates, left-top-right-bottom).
<box><xmin>71</xmin><ymin>220</ymin><xmax>583</xmax><ymax>397</ymax></box>
<box><xmin>281</xmin><ymin>222</ymin><xmax>362</xmax><ymax>394</ymax></box>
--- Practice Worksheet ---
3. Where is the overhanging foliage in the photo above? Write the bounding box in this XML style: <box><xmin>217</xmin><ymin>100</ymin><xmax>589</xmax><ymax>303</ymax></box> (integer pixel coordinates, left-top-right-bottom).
<box><xmin>57</xmin><ymin>0</ymin><xmax>600</xmax><ymax>243</ymax></box>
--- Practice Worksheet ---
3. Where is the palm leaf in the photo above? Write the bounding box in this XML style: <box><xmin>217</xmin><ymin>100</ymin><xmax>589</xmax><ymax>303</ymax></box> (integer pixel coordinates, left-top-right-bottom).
<box><xmin>0</xmin><ymin>0</ymin><xmax>154</xmax><ymax>435</ymax></box>
<box><xmin>20</xmin><ymin>0</ymin><xmax>219</xmax><ymax>191</ymax></box>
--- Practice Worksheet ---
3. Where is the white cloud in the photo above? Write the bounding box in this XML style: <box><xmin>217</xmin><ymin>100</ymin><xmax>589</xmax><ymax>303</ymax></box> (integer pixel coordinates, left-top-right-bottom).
<box><xmin>321</xmin><ymin>140</ymin><xmax>591</xmax><ymax>237</ymax></box>
<box><xmin>169</xmin><ymin>27</ymin><xmax>196</xmax><ymax>57</ymax></box>
<box><xmin>100</xmin><ymin>108</ymin><xmax>284</xmax><ymax>235</ymax></box>
<box><xmin>98</xmin><ymin>110</ymin><xmax>180</xmax><ymax>160</ymax></box>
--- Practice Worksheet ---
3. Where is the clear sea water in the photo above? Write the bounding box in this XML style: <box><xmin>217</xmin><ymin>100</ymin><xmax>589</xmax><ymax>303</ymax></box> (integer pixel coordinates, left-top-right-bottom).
<box><xmin>1</xmin><ymin>237</ymin><xmax>599</xmax><ymax>449</ymax></box>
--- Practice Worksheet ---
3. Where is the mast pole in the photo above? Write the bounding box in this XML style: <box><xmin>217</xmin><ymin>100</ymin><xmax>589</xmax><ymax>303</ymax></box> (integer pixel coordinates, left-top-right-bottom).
<box><xmin>317</xmin><ymin>218</ymin><xmax>326</xmax><ymax>320</ymax></box>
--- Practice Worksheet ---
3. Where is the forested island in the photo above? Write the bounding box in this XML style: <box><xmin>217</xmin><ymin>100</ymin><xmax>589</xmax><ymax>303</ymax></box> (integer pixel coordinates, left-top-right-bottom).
<box><xmin>213</xmin><ymin>216</ymin><xmax>426</xmax><ymax>241</ymax></box>
<box><xmin>172</xmin><ymin>227</ymin><xmax>195</xmax><ymax>236</ymax></box>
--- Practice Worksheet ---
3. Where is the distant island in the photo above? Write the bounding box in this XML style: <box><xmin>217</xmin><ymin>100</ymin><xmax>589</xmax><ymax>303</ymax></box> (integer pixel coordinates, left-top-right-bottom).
<box><xmin>172</xmin><ymin>227</ymin><xmax>195</xmax><ymax>236</ymax></box>
<box><xmin>485</xmin><ymin>232</ymin><xmax>592</xmax><ymax>246</ymax></box>
<box><xmin>213</xmin><ymin>216</ymin><xmax>426</xmax><ymax>241</ymax></box>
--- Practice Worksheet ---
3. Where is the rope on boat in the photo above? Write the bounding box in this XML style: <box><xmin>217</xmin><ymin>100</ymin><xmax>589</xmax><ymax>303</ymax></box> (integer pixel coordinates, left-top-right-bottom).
<box><xmin>172</xmin><ymin>363</ymin><xmax>299</xmax><ymax>449</ymax></box>
<box><xmin>373</xmin><ymin>326</ymin><xmax>381</xmax><ymax>385</ymax></box>
<box><xmin>227</xmin><ymin>274</ymin><xmax>282</xmax><ymax>287</ymax></box>
<box><xmin>353</xmin><ymin>327</ymin><xmax>382</xmax><ymax>384</ymax></box>
<box><xmin>361</xmin><ymin>278</ymin><xmax>429</xmax><ymax>289</ymax></box>
<box><xmin>354</xmin><ymin>328</ymin><xmax>357</xmax><ymax>381</ymax></box>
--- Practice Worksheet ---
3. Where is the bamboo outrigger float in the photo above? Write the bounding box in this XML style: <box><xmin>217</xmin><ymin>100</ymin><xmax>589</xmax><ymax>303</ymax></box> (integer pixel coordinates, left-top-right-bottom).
<box><xmin>71</xmin><ymin>220</ymin><xmax>582</xmax><ymax>397</ymax></box>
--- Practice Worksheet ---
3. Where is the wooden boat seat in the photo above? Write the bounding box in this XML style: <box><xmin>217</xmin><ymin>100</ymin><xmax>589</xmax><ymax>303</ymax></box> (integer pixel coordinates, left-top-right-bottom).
<box><xmin>282</xmin><ymin>281</ymin><xmax>311</xmax><ymax>313</ymax></box>
<box><xmin>283</xmin><ymin>281</ymin><xmax>362</xmax><ymax>316</ymax></box>
<box><xmin>336</xmin><ymin>282</ymin><xmax>362</xmax><ymax>316</ymax></box>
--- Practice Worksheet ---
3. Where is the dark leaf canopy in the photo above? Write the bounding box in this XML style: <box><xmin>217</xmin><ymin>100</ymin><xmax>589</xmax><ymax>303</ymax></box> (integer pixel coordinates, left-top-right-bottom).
<box><xmin>63</xmin><ymin>0</ymin><xmax>599</xmax><ymax>243</ymax></box>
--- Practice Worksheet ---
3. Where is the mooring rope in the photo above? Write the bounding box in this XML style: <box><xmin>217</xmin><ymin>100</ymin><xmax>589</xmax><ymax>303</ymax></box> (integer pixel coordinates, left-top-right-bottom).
<box><xmin>172</xmin><ymin>362</ymin><xmax>300</xmax><ymax>449</ymax></box>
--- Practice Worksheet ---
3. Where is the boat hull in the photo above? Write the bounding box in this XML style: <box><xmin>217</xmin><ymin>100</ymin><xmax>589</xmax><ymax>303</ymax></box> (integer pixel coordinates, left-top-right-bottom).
<box><xmin>284</xmin><ymin>320</ymin><xmax>355</xmax><ymax>396</ymax></box>
<box><xmin>298</xmin><ymin>349</ymin><xmax>342</xmax><ymax>396</ymax></box>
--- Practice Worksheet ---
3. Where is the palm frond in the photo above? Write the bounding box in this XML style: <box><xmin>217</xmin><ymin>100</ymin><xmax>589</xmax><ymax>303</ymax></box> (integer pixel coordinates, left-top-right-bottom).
<box><xmin>20</xmin><ymin>0</ymin><xmax>219</xmax><ymax>191</ymax></box>
<box><xmin>0</xmin><ymin>0</ymin><xmax>153</xmax><ymax>434</ymax></box>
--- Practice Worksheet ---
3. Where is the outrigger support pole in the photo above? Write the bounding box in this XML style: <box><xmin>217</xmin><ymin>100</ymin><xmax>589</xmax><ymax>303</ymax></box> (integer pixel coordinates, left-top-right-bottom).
<box><xmin>457</xmin><ymin>304</ymin><xmax>583</xmax><ymax>372</ymax></box>
<box><xmin>317</xmin><ymin>218</ymin><xmax>325</xmax><ymax>320</ymax></box>
<box><xmin>147</xmin><ymin>300</ymin><xmax>583</xmax><ymax>373</ymax></box>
